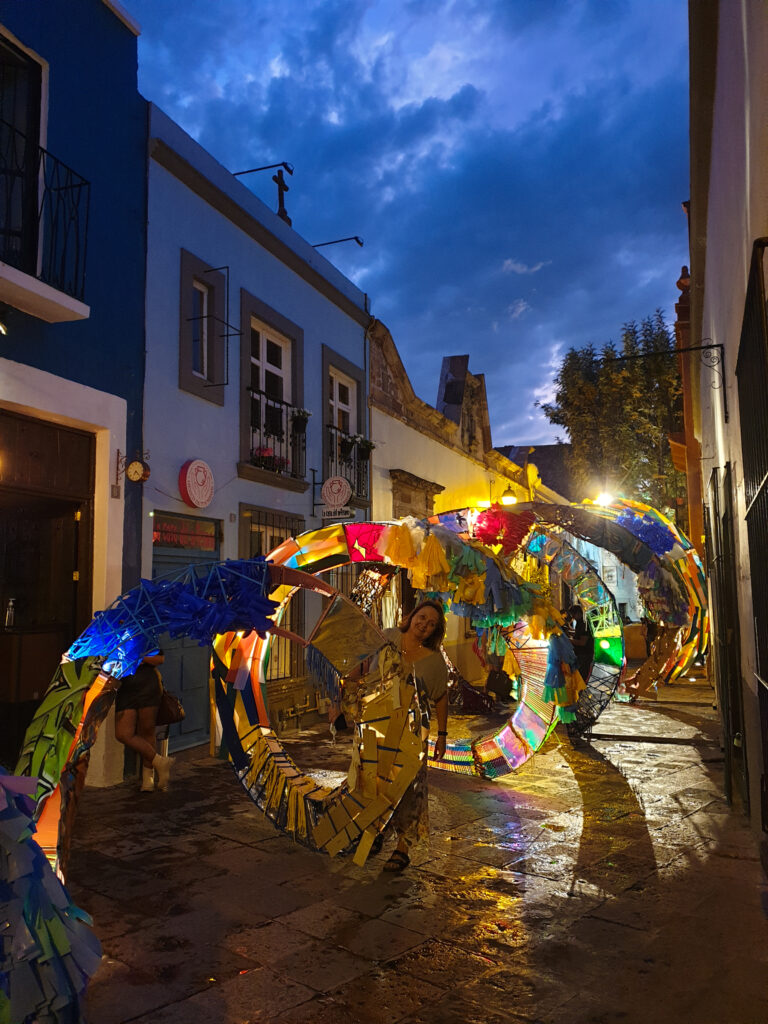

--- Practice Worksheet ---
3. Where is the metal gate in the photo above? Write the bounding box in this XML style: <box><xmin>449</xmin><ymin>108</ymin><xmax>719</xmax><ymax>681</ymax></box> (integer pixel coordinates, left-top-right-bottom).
<box><xmin>704</xmin><ymin>466</ymin><xmax>748</xmax><ymax>808</ymax></box>
<box><xmin>735</xmin><ymin>238</ymin><xmax>768</xmax><ymax>830</ymax></box>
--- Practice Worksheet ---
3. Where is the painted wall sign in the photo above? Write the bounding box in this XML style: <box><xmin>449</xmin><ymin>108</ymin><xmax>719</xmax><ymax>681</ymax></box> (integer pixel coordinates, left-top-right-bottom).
<box><xmin>321</xmin><ymin>506</ymin><xmax>354</xmax><ymax>520</ymax></box>
<box><xmin>153</xmin><ymin>512</ymin><xmax>217</xmax><ymax>551</ymax></box>
<box><xmin>178</xmin><ymin>459</ymin><xmax>214</xmax><ymax>508</ymax></box>
<box><xmin>321</xmin><ymin>475</ymin><xmax>352</xmax><ymax>509</ymax></box>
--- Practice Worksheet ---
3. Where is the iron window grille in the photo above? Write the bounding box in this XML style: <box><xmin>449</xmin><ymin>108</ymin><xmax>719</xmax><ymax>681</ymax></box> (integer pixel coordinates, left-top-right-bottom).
<box><xmin>0</xmin><ymin>118</ymin><xmax>90</xmax><ymax>301</ymax></box>
<box><xmin>248</xmin><ymin>388</ymin><xmax>307</xmax><ymax>480</ymax></box>
<box><xmin>245</xmin><ymin>506</ymin><xmax>305</xmax><ymax>681</ymax></box>
<box><xmin>326</xmin><ymin>423</ymin><xmax>370</xmax><ymax>501</ymax></box>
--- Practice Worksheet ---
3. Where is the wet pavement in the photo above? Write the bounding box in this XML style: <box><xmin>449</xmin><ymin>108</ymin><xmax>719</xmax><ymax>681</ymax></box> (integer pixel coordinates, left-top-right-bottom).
<box><xmin>68</xmin><ymin>686</ymin><xmax>768</xmax><ymax>1024</ymax></box>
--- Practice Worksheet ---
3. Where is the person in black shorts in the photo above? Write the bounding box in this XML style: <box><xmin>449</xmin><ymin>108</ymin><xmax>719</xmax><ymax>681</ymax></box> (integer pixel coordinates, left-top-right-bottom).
<box><xmin>115</xmin><ymin>651</ymin><xmax>174</xmax><ymax>792</ymax></box>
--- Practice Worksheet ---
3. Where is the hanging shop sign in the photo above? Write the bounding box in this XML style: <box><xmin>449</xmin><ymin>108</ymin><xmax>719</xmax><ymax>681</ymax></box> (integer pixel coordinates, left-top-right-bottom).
<box><xmin>321</xmin><ymin>506</ymin><xmax>354</xmax><ymax>520</ymax></box>
<box><xmin>321</xmin><ymin>475</ymin><xmax>352</xmax><ymax>508</ymax></box>
<box><xmin>179</xmin><ymin>459</ymin><xmax>214</xmax><ymax>508</ymax></box>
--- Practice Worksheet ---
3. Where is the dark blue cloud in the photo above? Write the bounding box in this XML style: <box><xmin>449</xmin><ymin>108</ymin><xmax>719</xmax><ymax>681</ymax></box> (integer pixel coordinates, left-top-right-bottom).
<box><xmin>123</xmin><ymin>0</ymin><xmax>688</xmax><ymax>446</ymax></box>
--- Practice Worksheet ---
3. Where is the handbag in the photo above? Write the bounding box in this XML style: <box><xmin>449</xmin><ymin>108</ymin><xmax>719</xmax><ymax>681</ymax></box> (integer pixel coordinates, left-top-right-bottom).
<box><xmin>156</xmin><ymin>687</ymin><xmax>185</xmax><ymax>726</ymax></box>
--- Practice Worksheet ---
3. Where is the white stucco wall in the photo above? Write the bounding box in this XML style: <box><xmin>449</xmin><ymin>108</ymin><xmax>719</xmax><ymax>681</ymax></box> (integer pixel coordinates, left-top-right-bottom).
<box><xmin>370</xmin><ymin>406</ymin><xmax>532</xmax><ymax>683</ymax></box>
<box><xmin>370</xmin><ymin>408</ymin><xmax>529</xmax><ymax>520</ymax></box>
<box><xmin>143</xmin><ymin>106</ymin><xmax>369</xmax><ymax>574</ymax></box>
<box><xmin>696</xmin><ymin>0</ymin><xmax>768</xmax><ymax>826</ymax></box>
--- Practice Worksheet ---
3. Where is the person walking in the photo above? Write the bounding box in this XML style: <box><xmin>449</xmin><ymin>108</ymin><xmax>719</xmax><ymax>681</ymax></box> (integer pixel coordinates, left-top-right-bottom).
<box><xmin>114</xmin><ymin>651</ymin><xmax>174</xmax><ymax>791</ymax></box>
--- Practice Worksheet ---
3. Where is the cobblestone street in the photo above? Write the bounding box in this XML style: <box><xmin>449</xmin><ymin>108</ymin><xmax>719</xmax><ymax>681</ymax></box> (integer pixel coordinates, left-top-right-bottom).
<box><xmin>69</xmin><ymin>687</ymin><xmax>768</xmax><ymax>1024</ymax></box>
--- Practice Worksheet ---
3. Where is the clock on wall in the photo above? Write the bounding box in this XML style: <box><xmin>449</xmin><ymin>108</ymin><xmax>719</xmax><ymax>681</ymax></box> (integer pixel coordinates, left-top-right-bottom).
<box><xmin>126</xmin><ymin>460</ymin><xmax>147</xmax><ymax>482</ymax></box>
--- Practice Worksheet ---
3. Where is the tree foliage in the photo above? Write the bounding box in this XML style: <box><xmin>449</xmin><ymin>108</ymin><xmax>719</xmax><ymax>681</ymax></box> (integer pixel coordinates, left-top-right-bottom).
<box><xmin>539</xmin><ymin>310</ymin><xmax>684</xmax><ymax>513</ymax></box>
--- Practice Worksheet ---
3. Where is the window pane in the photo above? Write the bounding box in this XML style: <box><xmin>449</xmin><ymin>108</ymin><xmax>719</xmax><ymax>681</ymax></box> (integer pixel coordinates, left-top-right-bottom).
<box><xmin>192</xmin><ymin>284</ymin><xmax>207</xmax><ymax>376</ymax></box>
<box><xmin>250</xmin><ymin>363</ymin><xmax>261</xmax><ymax>391</ymax></box>
<box><xmin>192</xmin><ymin>322</ymin><xmax>203</xmax><ymax>375</ymax></box>
<box><xmin>192</xmin><ymin>284</ymin><xmax>205</xmax><ymax>320</ymax></box>
<box><xmin>264</xmin><ymin>369</ymin><xmax>283</xmax><ymax>401</ymax></box>
<box><xmin>266</xmin><ymin>339</ymin><xmax>282</xmax><ymax>368</ymax></box>
<box><xmin>250</xmin><ymin>525</ymin><xmax>265</xmax><ymax>558</ymax></box>
<box><xmin>264</xmin><ymin>403</ymin><xmax>283</xmax><ymax>436</ymax></box>
<box><xmin>339</xmin><ymin>409</ymin><xmax>350</xmax><ymax>433</ymax></box>
<box><xmin>251</xmin><ymin>327</ymin><xmax>261</xmax><ymax>362</ymax></box>
<box><xmin>250</xmin><ymin>394</ymin><xmax>261</xmax><ymax>430</ymax></box>
<box><xmin>338</xmin><ymin>383</ymin><xmax>350</xmax><ymax>405</ymax></box>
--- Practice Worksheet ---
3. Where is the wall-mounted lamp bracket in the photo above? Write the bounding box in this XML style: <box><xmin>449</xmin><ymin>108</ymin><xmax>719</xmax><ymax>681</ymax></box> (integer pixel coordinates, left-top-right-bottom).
<box><xmin>312</xmin><ymin>236</ymin><xmax>364</xmax><ymax>249</ymax></box>
<box><xmin>185</xmin><ymin>265</ymin><xmax>241</xmax><ymax>388</ymax></box>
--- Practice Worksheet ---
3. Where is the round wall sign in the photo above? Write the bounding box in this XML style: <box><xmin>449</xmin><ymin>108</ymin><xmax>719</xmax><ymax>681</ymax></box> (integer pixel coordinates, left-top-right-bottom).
<box><xmin>179</xmin><ymin>459</ymin><xmax>215</xmax><ymax>508</ymax></box>
<box><xmin>321</xmin><ymin>475</ymin><xmax>352</xmax><ymax>509</ymax></box>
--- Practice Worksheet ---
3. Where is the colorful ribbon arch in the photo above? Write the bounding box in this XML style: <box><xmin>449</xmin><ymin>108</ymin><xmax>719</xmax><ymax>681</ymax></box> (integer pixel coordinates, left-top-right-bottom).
<box><xmin>214</xmin><ymin>511</ymin><xmax>624</xmax><ymax>787</ymax></box>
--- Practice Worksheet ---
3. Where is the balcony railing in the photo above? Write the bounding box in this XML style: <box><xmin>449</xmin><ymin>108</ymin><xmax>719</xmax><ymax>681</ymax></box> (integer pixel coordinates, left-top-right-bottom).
<box><xmin>248</xmin><ymin>389</ymin><xmax>307</xmax><ymax>480</ymax></box>
<box><xmin>326</xmin><ymin>424</ymin><xmax>371</xmax><ymax>501</ymax></box>
<box><xmin>0</xmin><ymin>119</ymin><xmax>90</xmax><ymax>301</ymax></box>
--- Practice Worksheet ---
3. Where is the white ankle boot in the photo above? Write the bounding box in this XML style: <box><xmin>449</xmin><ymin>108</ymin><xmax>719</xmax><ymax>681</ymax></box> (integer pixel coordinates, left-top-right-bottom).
<box><xmin>140</xmin><ymin>765</ymin><xmax>155</xmax><ymax>792</ymax></box>
<box><xmin>152</xmin><ymin>753</ymin><xmax>175</xmax><ymax>790</ymax></box>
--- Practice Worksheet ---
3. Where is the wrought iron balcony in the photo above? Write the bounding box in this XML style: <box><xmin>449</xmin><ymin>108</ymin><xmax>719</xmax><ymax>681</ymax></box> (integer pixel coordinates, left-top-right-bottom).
<box><xmin>326</xmin><ymin>424</ymin><xmax>371</xmax><ymax>501</ymax></box>
<box><xmin>0</xmin><ymin>119</ymin><xmax>90</xmax><ymax>302</ymax></box>
<box><xmin>248</xmin><ymin>389</ymin><xmax>307</xmax><ymax>480</ymax></box>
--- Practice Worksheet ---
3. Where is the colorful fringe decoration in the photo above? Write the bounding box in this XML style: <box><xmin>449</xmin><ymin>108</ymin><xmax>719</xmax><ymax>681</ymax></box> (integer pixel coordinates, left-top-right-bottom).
<box><xmin>542</xmin><ymin>633</ymin><xmax>578</xmax><ymax>704</ymax></box>
<box><xmin>383</xmin><ymin>522</ymin><xmax>418</xmax><ymax>568</ymax></box>
<box><xmin>241</xmin><ymin>730</ymin><xmax>329</xmax><ymax>840</ymax></box>
<box><xmin>502</xmin><ymin>647</ymin><xmax>521</xmax><ymax>680</ymax></box>
<box><xmin>474</xmin><ymin>504</ymin><xmax>535</xmax><ymax>555</ymax></box>
<box><xmin>306</xmin><ymin>644</ymin><xmax>342</xmax><ymax>703</ymax></box>
<box><xmin>0</xmin><ymin>770</ymin><xmax>102</xmax><ymax>1024</ymax></box>
<box><xmin>411</xmin><ymin>532</ymin><xmax>452</xmax><ymax>591</ymax></box>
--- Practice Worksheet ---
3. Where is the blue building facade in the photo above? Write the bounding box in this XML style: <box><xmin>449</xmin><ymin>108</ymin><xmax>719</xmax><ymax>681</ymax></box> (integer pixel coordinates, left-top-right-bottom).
<box><xmin>0</xmin><ymin>0</ymin><xmax>147</xmax><ymax>781</ymax></box>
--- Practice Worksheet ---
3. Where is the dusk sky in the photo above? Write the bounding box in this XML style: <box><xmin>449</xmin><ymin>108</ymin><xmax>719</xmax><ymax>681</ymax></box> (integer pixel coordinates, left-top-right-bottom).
<box><xmin>122</xmin><ymin>0</ymin><xmax>690</xmax><ymax>446</ymax></box>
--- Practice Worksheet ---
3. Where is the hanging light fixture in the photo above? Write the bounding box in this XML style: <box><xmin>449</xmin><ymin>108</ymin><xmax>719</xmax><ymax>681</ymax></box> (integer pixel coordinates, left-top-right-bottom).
<box><xmin>501</xmin><ymin>486</ymin><xmax>517</xmax><ymax>505</ymax></box>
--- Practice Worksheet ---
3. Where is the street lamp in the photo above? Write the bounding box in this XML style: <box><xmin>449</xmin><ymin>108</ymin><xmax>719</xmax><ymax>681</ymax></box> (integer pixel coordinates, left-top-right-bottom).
<box><xmin>501</xmin><ymin>486</ymin><xmax>517</xmax><ymax>506</ymax></box>
<box><xmin>312</xmin><ymin>236</ymin><xmax>364</xmax><ymax>248</ymax></box>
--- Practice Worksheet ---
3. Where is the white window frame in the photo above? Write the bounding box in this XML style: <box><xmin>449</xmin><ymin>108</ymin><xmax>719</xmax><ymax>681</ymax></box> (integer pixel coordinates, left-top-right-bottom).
<box><xmin>250</xmin><ymin>316</ymin><xmax>292</xmax><ymax>447</ymax></box>
<box><xmin>329</xmin><ymin>366</ymin><xmax>357</xmax><ymax>435</ymax></box>
<box><xmin>191</xmin><ymin>279</ymin><xmax>209</xmax><ymax>379</ymax></box>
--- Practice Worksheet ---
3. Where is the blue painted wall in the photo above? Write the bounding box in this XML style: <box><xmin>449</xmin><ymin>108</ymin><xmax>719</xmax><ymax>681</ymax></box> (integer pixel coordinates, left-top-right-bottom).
<box><xmin>0</xmin><ymin>0</ymin><xmax>147</xmax><ymax>588</ymax></box>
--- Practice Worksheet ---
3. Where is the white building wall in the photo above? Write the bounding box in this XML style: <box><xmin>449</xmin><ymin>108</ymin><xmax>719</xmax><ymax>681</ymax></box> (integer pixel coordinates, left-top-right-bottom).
<box><xmin>370</xmin><ymin>409</ymin><xmax>527</xmax><ymax>520</ymax></box>
<box><xmin>142</xmin><ymin>106</ymin><xmax>369</xmax><ymax>574</ymax></box>
<box><xmin>695</xmin><ymin>0</ymin><xmax>768</xmax><ymax>827</ymax></box>
<box><xmin>370</xmin><ymin>406</ymin><xmax>532</xmax><ymax>683</ymax></box>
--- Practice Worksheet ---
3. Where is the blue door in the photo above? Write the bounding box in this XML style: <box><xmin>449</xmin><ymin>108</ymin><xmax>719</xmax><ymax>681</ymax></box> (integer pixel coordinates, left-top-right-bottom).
<box><xmin>151</xmin><ymin>512</ymin><xmax>220</xmax><ymax>752</ymax></box>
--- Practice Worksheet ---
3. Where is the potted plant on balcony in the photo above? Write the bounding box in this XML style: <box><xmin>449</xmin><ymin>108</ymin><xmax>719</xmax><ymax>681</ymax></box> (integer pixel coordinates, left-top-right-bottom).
<box><xmin>355</xmin><ymin>436</ymin><xmax>376</xmax><ymax>462</ymax></box>
<box><xmin>339</xmin><ymin>434</ymin><xmax>357</xmax><ymax>460</ymax></box>
<box><xmin>291</xmin><ymin>409</ymin><xmax>311</xmax><ymax>435</ymax></box>
<box><xmin>251</xmin><ymin>446</ymin><xmax>289</xmax><ymax>473</ymax></box>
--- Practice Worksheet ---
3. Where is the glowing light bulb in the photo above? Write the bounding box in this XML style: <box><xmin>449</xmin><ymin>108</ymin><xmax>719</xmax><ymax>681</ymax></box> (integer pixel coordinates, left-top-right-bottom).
<box><xmin>599</xmin><ymin>639</ymin><xmax>610</xmax><ymax>649</ymax></box>
<box><xmin>596</xmin><ymin>492</ymin><xmax>614</xmax><ymax>506</ymax></box>
<box><xmin>501</xmin><ymin>488</ymin><xmax>517</xmax><ymax>505</ymax></box>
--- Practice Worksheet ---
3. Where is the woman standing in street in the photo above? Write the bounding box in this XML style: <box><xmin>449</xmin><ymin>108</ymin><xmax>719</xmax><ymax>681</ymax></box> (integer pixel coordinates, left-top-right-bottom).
<box><xmin>114</xmin><ymin>651</ymin><xmax>174</xmax><ymax>792</ymax></box>
<box><xmin>379</xmin><ymin>599</ymin><xmax>448</xmax><ymax>871</ymax></box>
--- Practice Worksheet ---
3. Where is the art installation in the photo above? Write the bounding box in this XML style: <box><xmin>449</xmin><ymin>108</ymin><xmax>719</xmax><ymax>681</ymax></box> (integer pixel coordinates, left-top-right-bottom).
<box><xmin>3</xmin><ymin>499</ymin><xmax>706</xmax><ymax>1020</ymax></box>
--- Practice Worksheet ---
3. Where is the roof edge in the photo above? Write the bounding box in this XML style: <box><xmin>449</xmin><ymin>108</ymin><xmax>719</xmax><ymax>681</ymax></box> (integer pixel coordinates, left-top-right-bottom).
<box><xmin>101</xmin><ymin>0</ymin><xmax>141</xmax><ymax>35</ymax></box>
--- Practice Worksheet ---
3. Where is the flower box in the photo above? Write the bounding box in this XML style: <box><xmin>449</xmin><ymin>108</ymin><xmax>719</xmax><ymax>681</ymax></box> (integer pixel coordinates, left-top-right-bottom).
<box><xmin>251</xmin><ymin>447</ymin><xmax>289</xmax><ymax>473</ymax></box>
